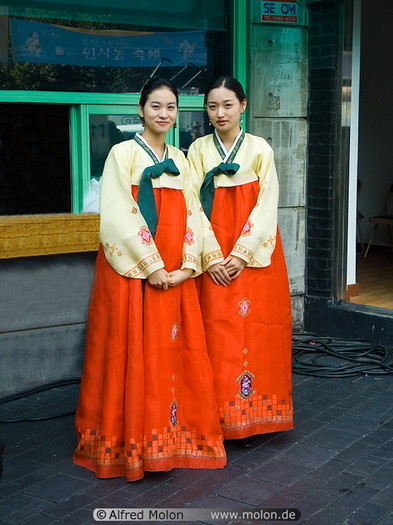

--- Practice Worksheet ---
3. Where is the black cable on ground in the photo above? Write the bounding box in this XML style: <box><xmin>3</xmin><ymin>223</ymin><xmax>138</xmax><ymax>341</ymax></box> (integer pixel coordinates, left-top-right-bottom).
<box><xmin>0</xmin><ymin>378</ymin><xmax>80</xmax><ymax>423</ymax></box>
<box><xmin>292</xmin><ymin>333</ymin><xmax>393</xmax><ymax>378</ymax></box>
<box><xmin>1</xmin><ymin>335</ymin><xmax>393</xmax><ymax>423</ymax></box>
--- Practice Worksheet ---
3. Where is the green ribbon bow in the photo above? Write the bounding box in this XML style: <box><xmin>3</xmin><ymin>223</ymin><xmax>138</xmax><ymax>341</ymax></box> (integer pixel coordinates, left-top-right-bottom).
<box><xmin>200</xmin><ymin>161</ymin><xmax>240</xmax><ymax>219</ymax></box>
<box><xmin>138</xmin><ymin>158</ymin><xmax>180</xmax><ymax>238</ymax></box>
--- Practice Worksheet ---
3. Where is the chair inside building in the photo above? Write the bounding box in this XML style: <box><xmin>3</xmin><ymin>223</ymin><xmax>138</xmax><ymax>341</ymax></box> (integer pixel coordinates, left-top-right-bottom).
<box><xmin>363</xmin><ymin>183</ymin><xmax>393</xmax><ymax>258</ymax></box>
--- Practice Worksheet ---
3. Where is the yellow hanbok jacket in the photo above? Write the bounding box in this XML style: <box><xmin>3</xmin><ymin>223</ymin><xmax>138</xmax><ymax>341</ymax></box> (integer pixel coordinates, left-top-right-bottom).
<box><xmin>187</xmin><ymin>132</ymin><xmax>279</xmax><ymax>270</ymax></box>
<box><xmin>99</xmin><ymin>138</ymin><xmax>205</xmax><ymax>277</ymax></box>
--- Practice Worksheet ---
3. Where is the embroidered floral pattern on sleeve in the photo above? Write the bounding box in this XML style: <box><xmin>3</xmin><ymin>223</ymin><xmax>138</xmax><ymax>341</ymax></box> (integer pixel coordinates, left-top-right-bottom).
<box><xmin>232</xmin><ymin>243</ymin><xmax>253</xmax><ymax>263</ymax></box>
<box><xmin>241</xmin><ymin>219</ymin><xmax>253</xmax><ymax>236</ymax></box>
<box><xmin>184</xmin><ymin>227</ymin><xmax>195</xmax><ymax>246</ymax></box>
<box><xmin>124</xmin><ymin>252</ymin><xmax>162</xmax><ymax>278</ymax></box>
<box><xmin>263</xmin><ymin>235</ymin><xmax>276</xmax><ymax>248</ymax></box>
<box><xmin>138</xmin><ymin>226</ymin><xmax>153</xmax><ymax>245</ymax></box>
<box><xmin>104</xmin><ymin>243</ymin><xmax>122</xmax><ymax>257</ymax></box>
<box><xmin>203</xmin><ymin>249</ymin><xmax>224</xmax><ymax>268</ymax></box>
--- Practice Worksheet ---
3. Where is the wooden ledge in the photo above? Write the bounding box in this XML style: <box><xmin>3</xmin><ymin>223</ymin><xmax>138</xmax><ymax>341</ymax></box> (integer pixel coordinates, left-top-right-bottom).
<box><xmin>0</xmin><ymin>213</ymin><xmax>100</xmax><ymax>259</ymax></box>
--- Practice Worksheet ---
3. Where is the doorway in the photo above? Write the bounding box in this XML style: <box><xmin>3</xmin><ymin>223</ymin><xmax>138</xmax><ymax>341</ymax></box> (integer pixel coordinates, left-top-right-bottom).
<box><xmin>348</xmin><ymin>0</ymin><xmax>393</xmax><ymax>310</ymax></box>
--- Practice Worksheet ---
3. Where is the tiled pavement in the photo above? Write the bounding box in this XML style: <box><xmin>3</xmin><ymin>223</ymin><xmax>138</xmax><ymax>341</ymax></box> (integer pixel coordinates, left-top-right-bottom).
<box><xmin>0</xmin><ymin>369</ymin><xmax>392</xmax><ymax>524</ymax></box>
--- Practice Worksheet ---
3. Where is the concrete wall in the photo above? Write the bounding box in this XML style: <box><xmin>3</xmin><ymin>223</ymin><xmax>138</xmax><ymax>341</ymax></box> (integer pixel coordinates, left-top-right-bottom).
<box><xmin>248</xmin><ymin>2</ymin><xmax>308</xmax><ymax>330</ymax></box>
<box><xmin>0</xmin><ymin>253</ymin><xmax>96</xmax><ymax>396</ymax></box>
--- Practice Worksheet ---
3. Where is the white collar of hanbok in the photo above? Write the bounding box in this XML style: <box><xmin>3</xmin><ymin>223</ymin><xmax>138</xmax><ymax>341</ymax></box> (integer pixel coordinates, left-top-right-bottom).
<box><xmin>214</xmin><ymin>127</ymin><xmax>244</xmax><ymax>162</ymax></box>
<box><xmin>135</xmin><ymin>132</ymin><xmax>167</xmax><ymax>162</ymax></box>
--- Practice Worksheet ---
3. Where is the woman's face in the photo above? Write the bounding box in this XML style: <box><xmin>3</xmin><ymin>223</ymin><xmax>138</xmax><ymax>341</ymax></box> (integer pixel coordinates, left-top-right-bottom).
<box><xmin>206</xmin><ymin>86</ymin><xmax>247</xmax><ymax>134</ymax></box>
<box><xmin>139</xmin><ymin>87</ymin><xmax>178</xmax><ymax>135</ymax></box>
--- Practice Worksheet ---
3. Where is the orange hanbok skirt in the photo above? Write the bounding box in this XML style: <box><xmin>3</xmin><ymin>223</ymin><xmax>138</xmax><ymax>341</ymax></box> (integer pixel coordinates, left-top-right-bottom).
<box><xmin>73</xmin><ymin>187</ymin><xmax>226</xmax><ymax>481</ymax></box>
<box><xmin>198</xmin><ymin>181</ymin><xmax>294</xmax><ymax>439</ymax></box>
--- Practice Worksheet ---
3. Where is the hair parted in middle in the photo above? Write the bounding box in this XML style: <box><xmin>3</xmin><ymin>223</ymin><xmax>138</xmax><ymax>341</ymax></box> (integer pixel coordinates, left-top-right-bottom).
<box><xmin>203</xmin><ymin>76</ymin><xmax>247</xmax><ymax>106</ymax></box>
<box><xmin>139</xmin><ymin>77</ymin><xmax>179</xmax><ymax>108</ymax></box>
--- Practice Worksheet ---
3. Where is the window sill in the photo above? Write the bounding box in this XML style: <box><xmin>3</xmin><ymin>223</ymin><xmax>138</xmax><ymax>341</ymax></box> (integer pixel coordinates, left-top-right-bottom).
<box><xmin>0</xmin><ymin>213</ymin><xmax>100</xmax><ymax>259</ymax></box>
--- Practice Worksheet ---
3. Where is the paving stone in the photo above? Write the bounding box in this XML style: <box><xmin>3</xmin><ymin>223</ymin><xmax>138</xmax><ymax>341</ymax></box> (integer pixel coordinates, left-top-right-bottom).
<box><xmin>334</xmin><ymin>441</ymin><xmax>376</xmax><ymax>462</ymax></box>
<box><xmin>0</xmin><ymin>374</ymin><xmax>391</xmax><ymax>525</ymax></box>
<box><xmin>375</xmin><ymin>514</ymin><xmax>393</xmax><ymax>525</ymax></box>
<box><xmin>356</xmin><ymin>502</ymin><xmax>391</xmax><ymax>523</ymax></box>
<box><xmin>361</xmin><ymin>465</ymin><xmax>393</xmax><ymax>490</ymax></box>
<box><xmin>303</xmin><ymin>427</ymin><xmax>361</xmax><ymax>450</ymax></box>
<box><xmin>187</xmin><ymin>491</ymin><xmax>255</xmax><ymax>509</ymax></box>
<box><xmin>334</xmin><ymin>393</ymin><xmax>370</xmax><ymax>410</ymax></box>
<box><xmin>350</xmin><ymin>400</ymin><xmax>393</xmax><ymax>421</ymax></box>
<box><xmin>43</xmin><ymin>489</ymin><xmax>109</xmax><ymax>519</ymax></box>
<box><xmin>127</xmin><ymin>482</ymin><xmax>181</xmax><ymax>507</ymax></box>
<box><xmin>48</xmin><ymin>507</ymin><xmax>93</xmax><ymax>524</ymax></box>
<box><xmin>248</xmin><ymin>459</ymin><xmax>312</xmax><ymax>486</ymax></box>
<box><xmin>319</xmin><ymin>472</ymin><xmax>363</xmax><ymax>496</ymax></box>
<box><xmin>257</xmin><ymin>492</ymin><xmax>298</xmax><ymax>509</ymax></box>
<box><xmin>23</xmin><ymin>473</ymin><xmax>93</xmax><ymax>503</ymax></box>
<box><xmin>343</xmin><ymin>455</ymin><xmax>387</xmax><ymax>477</ymax></box>
<box><xmin>16</xmin><ymin>515</ymin><xmax>59</xmax><ymax>525</ymax></box>
<box><xmin>279</xmin><ymin>472</ymin><xmax>333</xmax><ymax>499</ymax></box>
<box><xmin>0</xmin><ymin>492</ymin><xmax>54</xmax><ymax>523</ymax></box>
<box><xmin>327</xmin><ymin>415</ymin><xmax>381</xmax><ymax>435</ymax></box>
<box><xmin>369</xmin><ymin>485</ymin><xmax>393</xmax><ymax>508</ymax></box>
<box><xmin>214</xmin><ymin>476</ymin><xmax>284</xmax><ymax>505</ymax></box>
<box><xmin>313</xmin><ymin>406</ymin><xmax>347</xmax><ymax>423</ymax></box>
<box><xmin>291</xmin><ymin>414</ymin><xmax>328</xmax><ymax>435</ymax></box>
<box><xmin>0</xmin><ymin>483</ymin><xmax>20</xmax><ymax>497</ymax></box>
<box><xmin>276</xmin><ymin>442</ymin><xmax>338</xmax><ymax>469</ymax></box>
<box><xmin>169</xmin><ymin>465</ymin><xmax>241</xmax><ymax>490</ymax></box>
<box><xmin>166</xmin><ymin>468</ymin><xmax>211</xmax><ymax>488</ymax></box>
<box><xmin>333</xmin><ymin>484</ymin><xmax>379</xmax><ymax>510</ymax></box>
<box><xmin>370</xmin><ymin>439</ymin><xmax>393</xmax><ymax>459</ymax></box>
<box><xmin>301</xmin><ymin>503</ymin><xmax>352</xmax><ymax>525</ymax></box>
<box><xmin>294</xmin><ymin>490</ymin><xmax>336</xmax><ymax>521</ymax></box>
<box><xmin>361</xmin><ymin>427</ymin><xmax>393</xmax><ymax>447</ymax></box>
<box><xmin>253</xmin><ymin>432</ymin><xmax>299</xmax><ymax>454</ymax></box>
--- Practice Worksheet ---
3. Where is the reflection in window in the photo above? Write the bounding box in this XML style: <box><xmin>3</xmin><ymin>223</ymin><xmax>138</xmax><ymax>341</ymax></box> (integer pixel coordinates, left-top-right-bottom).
<box><xmin>84</xmin><ymin>114</ymin><xmax>143</xmax><ymax>213</ymax></box>
<box><xmin>0</xmin><ymin>1</ymin><xmax>230</xmax><ymax>93</ymax></box>
<box><xmin>179</xmin><ymin>111</ymin><xmax>210</xmax><ymax>155</ymax></box>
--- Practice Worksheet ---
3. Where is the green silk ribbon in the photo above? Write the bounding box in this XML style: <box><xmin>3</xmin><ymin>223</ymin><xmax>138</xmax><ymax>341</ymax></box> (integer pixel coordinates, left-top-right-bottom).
<box><xmin>138</xmin><ymin>158</ymin><xmax>180</xmax><ymax>238</ymax></box>
<box><xmin>200</xmin><ymin>162</ymin><xmax>240</xmax><ymax>219</ymax></box>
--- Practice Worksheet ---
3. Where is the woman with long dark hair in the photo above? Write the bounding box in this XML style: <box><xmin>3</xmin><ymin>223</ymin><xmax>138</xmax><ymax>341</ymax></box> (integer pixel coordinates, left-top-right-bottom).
<box><xmin>188</xmin><ymin>76</ymin><xmax>294</xmax><ymax>442</ymax></box>
<box><xmin>73</xmin><ymin>78</ymin><xmax>226</xmax><ymax>481</ymax></box>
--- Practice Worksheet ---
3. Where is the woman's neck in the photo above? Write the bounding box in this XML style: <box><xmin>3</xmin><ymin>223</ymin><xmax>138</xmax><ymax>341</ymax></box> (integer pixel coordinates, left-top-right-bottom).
<box><xmin>216</xmin><ymin>126</ymin><xmax>242</xmax><ymax>152</ymax></box>
<box><xmin>141</xmin><ymin>129</ymin><xmax>166</xmax><ymax>159</ymax></box>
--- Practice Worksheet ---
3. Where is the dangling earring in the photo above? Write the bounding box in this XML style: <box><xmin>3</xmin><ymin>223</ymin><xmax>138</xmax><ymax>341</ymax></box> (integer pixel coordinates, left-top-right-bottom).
<box><xmin>240</xmin><ymin>113</ymin><xmax>244</xmax><ymax>124</ymax></box>
<box><xmin>140</xmin><ymin>116</ymin><xmax>145</xmax><ymax>127</ymax></box>
<box><xmin>173</xmin><ymin>122</ymin><xmax>177</xmax><ymax>129</ymax></box>
<box><xmin>208</xmin><ymin>121</ymin><xmax>212</xmax><ymax>126</ymax></box>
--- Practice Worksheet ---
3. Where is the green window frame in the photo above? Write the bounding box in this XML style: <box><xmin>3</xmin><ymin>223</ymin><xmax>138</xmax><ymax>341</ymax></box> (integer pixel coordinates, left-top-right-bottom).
<box><xmin>0</xmin><ymin>0</ymin><xmax>247</xmax><ymax>257</ymax></box>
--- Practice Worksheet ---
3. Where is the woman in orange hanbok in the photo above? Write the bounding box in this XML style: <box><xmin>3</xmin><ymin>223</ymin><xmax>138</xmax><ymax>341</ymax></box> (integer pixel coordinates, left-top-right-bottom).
<box><xmin>187</xmin><ymin>76</ymin><xmax>294</xmax><ymax>442</ymax></box>
<box><xmin>73</xmin><ymin>78</ymin><xmax>226</xmax><ymax>482</ymax></box>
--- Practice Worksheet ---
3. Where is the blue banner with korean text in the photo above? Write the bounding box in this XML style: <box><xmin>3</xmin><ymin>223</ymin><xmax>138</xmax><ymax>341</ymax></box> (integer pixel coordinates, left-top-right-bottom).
<box><xmin>10</xmin><ymin>19</ymin><xmax>207</xmax><ymax>67</ymax></box>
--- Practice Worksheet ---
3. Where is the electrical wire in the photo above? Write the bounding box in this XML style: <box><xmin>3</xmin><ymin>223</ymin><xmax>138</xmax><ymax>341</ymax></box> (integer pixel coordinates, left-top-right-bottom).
<box><xmin>292</xmin><ymin>333</ymin><xmax>393</xmax><ymax>377</ymax></box>
<box><xmin>1</xmin><ymin>335</ymin><xmax>392</xmax><ymax>423</ymax></box>
<box><xmin>0</xmin><ymin>378</ymin><xmax>80</xmax><ymax>424</ymax></box>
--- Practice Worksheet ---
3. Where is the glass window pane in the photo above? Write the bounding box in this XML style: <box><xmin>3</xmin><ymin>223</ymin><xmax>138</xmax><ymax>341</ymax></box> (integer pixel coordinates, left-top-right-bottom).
<box><xmin>0</xmin><ymin>1</ymin><xmax>230</xmax><ymax>93</ymax></box>
<box><xmin>179</xmin><ymin>111</ymin><xmax>209</xmax><ymax>155</ymax></box>
<box><xmin>0</xmin><ymin>104</ymin><xmax>71</xmax><ymax>215</ymax></box>
<box><xmin>83</xmin><ymin>113</ymin><xmax>142</xmax><ymax>213</ymax></box>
